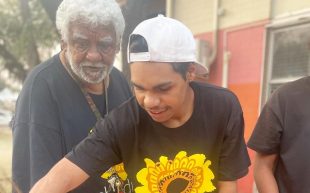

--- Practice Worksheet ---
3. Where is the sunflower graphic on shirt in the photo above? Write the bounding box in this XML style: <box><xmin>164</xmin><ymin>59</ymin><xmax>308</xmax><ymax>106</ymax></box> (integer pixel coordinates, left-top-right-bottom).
<box><xmin>135</xmin><ymin>151</ymin><xmax>215</xmax><ymax>193</ymax></box>
<box><xmin>101</xmin><ymin>163</ymin><xmax>127</xmax><ymax>181</ymax></box>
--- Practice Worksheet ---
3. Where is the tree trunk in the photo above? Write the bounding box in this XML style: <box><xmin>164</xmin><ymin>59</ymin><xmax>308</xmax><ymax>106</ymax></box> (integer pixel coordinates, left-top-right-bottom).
<box><xmin>19</xmin><ymin>0</ymin><xmax>41</xmax><ymax>69</ymax></box>
<box><xmin>0</xmin><ymin>44</ymin><xmax>27</xmax><ymax>81</ymax></box>
<box><xmin>39</xmin><ymin>0</ymin><xmax>60</xmax><ymax>24</ymax></box>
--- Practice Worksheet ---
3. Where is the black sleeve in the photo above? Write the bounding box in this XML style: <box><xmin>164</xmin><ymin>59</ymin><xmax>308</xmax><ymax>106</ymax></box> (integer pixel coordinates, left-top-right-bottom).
<box><xmin>218</xmin><ymin>95</ymin><xmax>250</xmax><ymax>181</ymax></box>
<box><xmin>113</xmin><ymin>67</ymin><xmax>132</xmax><ymax>97</ymax></box>
<box><xmin>12</xmin><ymin>76</ymin><xmax>64</xmax><ymax>193</ymax></box>
<box><xmin>109</xmin><ymin>68</ymin><xmax>132</xmax><ymax>100</ymax></box>
<box><xmin>247</xmin><ymin>91</ymin><xmax>283</xmax><ymax>154</ymax></box>
<box><xmin>66</xmin><ymin>116</ymin><xmax>122</xmax><ymax>176</ymax></box>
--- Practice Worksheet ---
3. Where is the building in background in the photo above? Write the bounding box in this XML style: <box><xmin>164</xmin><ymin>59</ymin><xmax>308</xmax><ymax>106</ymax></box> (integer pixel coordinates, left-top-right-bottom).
<box><xmin>166</xmin><ymin>0</ymin><xmax>310</xmax><ymax>192</ymax></box>
<box><xmin>14</xmin><ymin>0</ymin><xmax>310</xmax><ymax>192</ymax></box>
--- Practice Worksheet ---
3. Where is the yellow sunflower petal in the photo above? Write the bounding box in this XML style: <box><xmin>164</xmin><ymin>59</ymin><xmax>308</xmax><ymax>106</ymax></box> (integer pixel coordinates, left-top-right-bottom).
<box><xmin>135</xmin><ymin>186</ymin><xmax>150</xmax><ymax>193</ymax></box>
<box><xmin>189</xmin><ymin>153</ymin><xmax>206</xmax><ymax>166</ymax></box>
<box><xmin>136</xmin><ymin>151</ymin><xmax>216</xmax><ymax>193</ymax></box>
<box><xmin>136</xmin><ymin>168</ymin><xmax>148</xmax><ymax>185</ymax></box>
<box><xmin>144</xmin><ymin>158</ymin><xmax>155</xmax><ymax>167</ymax></box>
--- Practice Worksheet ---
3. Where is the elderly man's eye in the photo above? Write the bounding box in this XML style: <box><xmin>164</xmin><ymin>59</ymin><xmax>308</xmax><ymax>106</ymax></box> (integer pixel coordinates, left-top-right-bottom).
<box><xmin>97</xmin><ymin>42</ymin><xmax>115</xmax><ymax>54</ymax></box>
<box><xmin>75</xmin><ymin>41</ymin><xmax>89</xmax><ymax>52</ymax></box>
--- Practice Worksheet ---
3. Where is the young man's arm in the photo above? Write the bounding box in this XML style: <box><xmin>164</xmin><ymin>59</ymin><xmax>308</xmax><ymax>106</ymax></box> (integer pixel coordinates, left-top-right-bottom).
<box><xmin>30</xmin><ymin>158</ymin><xmax>89</xmax><ymax>193</ymax></box>
<box><xmin>218</xmin><ymin>181</ymin><xmax>237</xmax><ymax>193</ymax></box>
<box><xmin>253</xmin><ymin>152</ymin><xmax>279</xmax><ymax>193</ymax></box>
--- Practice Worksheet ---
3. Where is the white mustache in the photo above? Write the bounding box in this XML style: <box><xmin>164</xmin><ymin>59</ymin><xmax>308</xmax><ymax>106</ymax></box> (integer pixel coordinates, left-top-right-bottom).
<box><xmin>81</xmin><ymin>63</ymin><xmax>106</xmax><ymax>68</ymax></box>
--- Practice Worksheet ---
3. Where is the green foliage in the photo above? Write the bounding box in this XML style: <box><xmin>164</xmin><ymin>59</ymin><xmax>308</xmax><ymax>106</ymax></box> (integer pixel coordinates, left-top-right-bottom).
<box><xmin>0</xmin><ymin>0</ymin><xmax>23</xmax><ymax>58</ymax></box>
<box><xmin>28</xmin><ymin>0</ymin><xmax>59</xmax><ymax>49</ymax></box>
<box><xmin>0</xmin><ymin>0</ymin><xmax>59</xmax><ymax>82</ymax></box>
<box><xmin>0</xmin><ymin>80</ymin><xmax>5</xmax><ymax>91</ymax></box>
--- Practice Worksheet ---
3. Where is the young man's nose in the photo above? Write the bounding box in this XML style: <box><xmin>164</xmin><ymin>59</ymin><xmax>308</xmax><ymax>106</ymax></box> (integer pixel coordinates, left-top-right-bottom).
<box><xmin>144</xmin><ymin>93</ymin><xmax>160</xmax><ymax>109</ymax></box>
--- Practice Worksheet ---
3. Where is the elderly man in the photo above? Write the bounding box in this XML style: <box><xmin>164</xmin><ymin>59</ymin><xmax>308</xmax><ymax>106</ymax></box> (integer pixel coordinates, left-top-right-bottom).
<box><xmin>29</xmin><ymin>15</ymin><xmax>250</xmax><ymax>193</ymax></box>
<box><xmin>12</xmin><ymin>0</ymin><xmax>132</xmax><ymax>193</ymax></box>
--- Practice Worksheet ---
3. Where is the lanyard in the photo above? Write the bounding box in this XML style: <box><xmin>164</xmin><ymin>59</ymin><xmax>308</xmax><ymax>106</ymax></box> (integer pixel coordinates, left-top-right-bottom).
<box><xmin>80</xmin><ymin>86</ymin><xmax>105</xmax><ymax>121</ymax></box>
<box><xmin>63</xmin><ymin>59</ymin><xmax>109</xmax><ymax>122</ymax></box>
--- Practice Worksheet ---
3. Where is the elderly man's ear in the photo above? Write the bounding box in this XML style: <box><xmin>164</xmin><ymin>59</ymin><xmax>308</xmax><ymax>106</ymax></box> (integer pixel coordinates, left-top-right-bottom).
<box><xmin>60</xmin><ymin>40</ymin><xmax>68</xmax><ymax>51</ymax></box>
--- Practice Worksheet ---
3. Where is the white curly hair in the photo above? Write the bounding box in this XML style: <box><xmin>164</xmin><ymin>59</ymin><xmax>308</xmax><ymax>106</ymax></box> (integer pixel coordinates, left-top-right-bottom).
<box><xmin>56</xmin><ymin>0</ymin><xmax>125</xmax><ymax>45</ymax></box>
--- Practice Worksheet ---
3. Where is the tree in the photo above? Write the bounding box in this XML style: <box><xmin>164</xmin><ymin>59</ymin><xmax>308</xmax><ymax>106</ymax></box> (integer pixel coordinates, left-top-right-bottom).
<box><xmin>0</xmin><ymin>0</ymin><xmax>165</xmax><ymax>85</ymax></box>
<box><xmin>40</xmin><ymin>0</ymin><xmax>166</xmax><ymax>82</ymax></box>
<box><xmin>0</xmin><ymin>0</ymin><xmax>58</xmax><ymax>83</ymax></box>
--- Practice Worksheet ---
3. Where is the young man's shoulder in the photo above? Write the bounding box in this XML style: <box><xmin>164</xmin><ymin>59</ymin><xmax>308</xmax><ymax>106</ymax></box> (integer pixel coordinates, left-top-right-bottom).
<box><xmin>277</xmin><ymin>76</ymin><xmax>310</xmax><ymax>93</ymax></box>
<box><xmin>193</xmin><ymin>82</ymin><xmax>240</xmax><ymax>102</ymax></box>
<box><xmin>269</xmin><ymin>76</ymin><xmax>310</xmax><ymax>102</ymax></box>
<box><xmin>108</xmin><ymin>97</ymin><xmax>140</xmax><ymax>120</ymax></box>
<box><xmin>109</xmin><ymin>67</ymin><xmax>124</xmax><ymax>82</ymax></box>
<box><xmin>109</xmin><ymin>67</ymin><xmax>132</xmax><ymax>93</ymax></box>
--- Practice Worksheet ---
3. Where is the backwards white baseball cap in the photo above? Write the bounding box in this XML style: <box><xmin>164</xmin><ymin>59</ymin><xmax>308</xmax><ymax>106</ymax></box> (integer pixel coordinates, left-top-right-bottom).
<box><xmin>127</xmin><ymin>15</ymin><xmax>208</xmax><ymax>75</ymax></box>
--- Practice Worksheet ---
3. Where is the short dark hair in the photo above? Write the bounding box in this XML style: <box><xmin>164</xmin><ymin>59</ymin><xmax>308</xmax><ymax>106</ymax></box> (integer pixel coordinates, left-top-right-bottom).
<box><xmin>128</xmin><ymin>34</ymin><xmax>191</xmax><ymax>80</ymax></box>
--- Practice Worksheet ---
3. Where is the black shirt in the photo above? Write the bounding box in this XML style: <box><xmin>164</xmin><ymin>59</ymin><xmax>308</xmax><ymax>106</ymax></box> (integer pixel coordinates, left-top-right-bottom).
<box><xmin>248</xmin><ymin>76</ymin><xmax>310</xmax><ymax>193</ymax></box>
<box><xmin>12</xmin><ymin>54</ymin><xmax>132</xmax><ymax>193</ymax></box>
<box><xmin>68</xmin><ymin>82</ymin><xmax>250</xmax><ymax>193</ymax></box>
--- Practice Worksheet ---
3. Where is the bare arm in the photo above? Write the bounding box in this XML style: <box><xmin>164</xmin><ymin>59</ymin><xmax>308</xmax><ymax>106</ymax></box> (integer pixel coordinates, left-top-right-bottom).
<box><xmin>253</xmin><ymin>152</ymin><xmax>279</xmax><ymax>193</ymax></box>
<box><xmin>218</xmin><ymin>181</ymin><xmax>237</xmax><ymax>193</ymax></box>
<box><xmin>30</xmin><ymin>158</ymin><xmax>89</xmax><ymax>193</ymax></box>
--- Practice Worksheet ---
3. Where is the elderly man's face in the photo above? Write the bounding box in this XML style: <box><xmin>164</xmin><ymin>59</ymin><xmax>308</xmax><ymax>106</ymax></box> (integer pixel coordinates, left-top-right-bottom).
<box><xmin>64</xmin><ymin>23</ymin><xmax>117</xmax><ymax>84</ymax></box>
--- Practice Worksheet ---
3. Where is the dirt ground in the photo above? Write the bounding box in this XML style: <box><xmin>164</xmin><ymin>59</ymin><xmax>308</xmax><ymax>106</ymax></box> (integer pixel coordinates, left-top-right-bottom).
<box><xmin>0</xmin><ymin>125</ymin><xmax>12</xmax><ymax>193</ymax></box>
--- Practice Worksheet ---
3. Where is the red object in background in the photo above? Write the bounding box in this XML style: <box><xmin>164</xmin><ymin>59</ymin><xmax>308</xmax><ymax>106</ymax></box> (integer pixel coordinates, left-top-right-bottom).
<box><xmin>196</xmin><ymin>20</ymin><xmax>269</xmax><ymax>193</ymax></box>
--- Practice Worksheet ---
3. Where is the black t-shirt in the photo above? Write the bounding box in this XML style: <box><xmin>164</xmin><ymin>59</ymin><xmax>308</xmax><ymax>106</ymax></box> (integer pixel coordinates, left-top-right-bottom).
<box><xmin>248</xmin><ymin>76</ymin><xmax>310</xmax><ymax>193</ymax></box>
<box><xmin>12</xmin><ymin>54</ymin><xmax>132</xmax><ymax>193</ymax></box>
<box><xmin>68</xmin><ymin>82</ymin><xmax>250</xmax><ymax>193</ymax></box>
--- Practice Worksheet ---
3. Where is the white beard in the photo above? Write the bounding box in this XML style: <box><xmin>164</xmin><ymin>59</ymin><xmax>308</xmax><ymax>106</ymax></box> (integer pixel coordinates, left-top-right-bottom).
<box><xmin>65</xmin><ymin>49</ymin><xmax>113</xmax><ymax>84</ymax></box>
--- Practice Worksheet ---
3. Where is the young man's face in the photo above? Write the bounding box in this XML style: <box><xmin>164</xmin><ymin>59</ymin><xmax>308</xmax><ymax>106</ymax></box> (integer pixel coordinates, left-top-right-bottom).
<box><xmin>131</xmin><ymin>62</ymin><xmax>195</xmax><ymax>128</ymax></box>
<box><xmin>64</xmin><ymin>22</ymin><xmax>117</xmax><ymax>84</ymax></box>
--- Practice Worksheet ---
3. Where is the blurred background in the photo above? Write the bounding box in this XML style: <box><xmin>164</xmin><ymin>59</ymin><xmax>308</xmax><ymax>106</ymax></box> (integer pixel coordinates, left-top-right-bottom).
<box><xmin>1</xmin><ymin>0</ymin><xmax>310</xmax><ymax>192</ymax></box>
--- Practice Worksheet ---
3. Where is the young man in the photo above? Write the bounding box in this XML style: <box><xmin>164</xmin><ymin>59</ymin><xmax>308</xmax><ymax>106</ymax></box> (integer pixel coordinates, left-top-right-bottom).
<box><xmin>30</xmin><ymin>15</ymin><xmax>250</xmax><ymax>193</ymax></box>
<box><xmin>248</xmin><ymin>76</ymin><xmax>310</xmax><ymax>193</ymax></box>
<box><xmin>12</xmin><ymin>0</ymin><xmax>132</xmax><ymax>193</ymax></box>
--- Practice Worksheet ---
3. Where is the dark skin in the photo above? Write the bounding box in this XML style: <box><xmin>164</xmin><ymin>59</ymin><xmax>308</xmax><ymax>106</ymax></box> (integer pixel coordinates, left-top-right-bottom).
<box><xmin>30</xmin><ymin>61</ymin><xmax>238</xmax><ymax>193</ymax></box>
<box><xmin>60</xmin><ymin>22</ymin><xmax>119</xmax><ymax>94</ymax></box>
